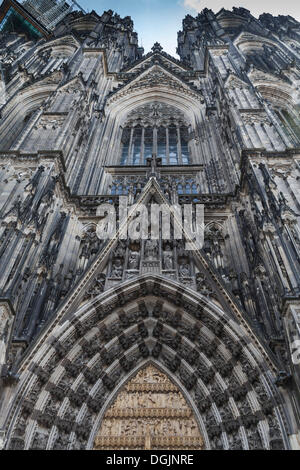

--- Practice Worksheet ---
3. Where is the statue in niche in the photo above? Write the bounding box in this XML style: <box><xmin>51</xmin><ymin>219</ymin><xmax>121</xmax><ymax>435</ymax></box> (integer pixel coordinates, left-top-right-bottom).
<box><xmin>111</xmin><ymin>259</ymin><xmax>123</xmax><ymax>278</ymax></box>
<box><xmin>114</xmin><ymin>241</ymin><xmax>126</xmax><ymax>258</ymax></box>
<box><xmin>128</xmin><ymin>251</ymin><xmax>140</xmax><ymax>270</ymax></box>
<box><xmin>145</xmin><ymin>240</ymin><xmax>158</xmax><ymax>259</ymax></box>
<box><xmin>88</xmin><ymin>229</ymin><xmax>102</xmax><ymax>255</ymax></box>
<box><xmin>179</xmin><ymin>263</ymin><xmax>191</xmax><ymax>277</ymax></box>
<box><xmin>90</xmin><ymin>274</ymin><xmax>106</xmax><ymax>296</ymax></box>
<box><xmin>79</xmin><ymin>234</ymin><xmax>91</xmax><ymax>259</ymax></box>
<box><xmin>163</xmin><ymin>244</ymin><xmax>174</xmax><ymax>270</ymax></box>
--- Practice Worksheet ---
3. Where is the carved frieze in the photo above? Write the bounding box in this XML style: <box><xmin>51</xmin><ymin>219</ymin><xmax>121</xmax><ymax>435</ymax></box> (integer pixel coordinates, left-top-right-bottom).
<box><xmin>94</xmin><ymin>365</ymin><xmax>204</xmax><ymax>450</ymax></box>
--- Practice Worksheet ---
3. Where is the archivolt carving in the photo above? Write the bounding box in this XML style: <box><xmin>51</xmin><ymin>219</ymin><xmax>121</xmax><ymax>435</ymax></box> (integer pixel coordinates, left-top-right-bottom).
<box><xmin>5</xmin><ymin>277</ymin><xmax>288</xmax><ymax>451</ymax></box>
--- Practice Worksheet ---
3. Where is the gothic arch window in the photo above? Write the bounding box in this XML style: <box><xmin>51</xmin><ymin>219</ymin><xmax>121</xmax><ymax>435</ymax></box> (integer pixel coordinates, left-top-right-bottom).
<box><xmin>120</xmin><ymin>127</ymin><xmax>131</xmax><ymax>165</ymax></box>
<box><xmin>120</xmin><ymin>102</ymin><xmax>191</xmax><ymax>166</ymax></box>
<box><xmin>275</xmin><ymin>107</ymin><xmax>300</xmax><ymax>143</ymax></box>
<box><xmin>253</xmin><ymin>82</ymin><xmax>300</xmax><ymax>144</ymax></box>
<box><xmin>0</xmin><ymin>87</ymin><xmax>54</xmax><ymax>149</ymax></box>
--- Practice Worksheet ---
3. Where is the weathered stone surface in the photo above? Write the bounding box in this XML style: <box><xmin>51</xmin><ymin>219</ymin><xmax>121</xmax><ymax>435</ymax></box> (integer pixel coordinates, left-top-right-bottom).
<box><xmin>0</xmin><ymin>3</ymin><xmax>299</xmax><ymax>451</ymax></box>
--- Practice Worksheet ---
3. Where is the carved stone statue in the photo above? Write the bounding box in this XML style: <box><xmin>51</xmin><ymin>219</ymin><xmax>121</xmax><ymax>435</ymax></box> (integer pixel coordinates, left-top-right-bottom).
<box><xmin>145</xmin><ymin>240</ymin><xmax>158</xmax><ymax>259</ymax></box>
<box><xmin>111</xmin><ymin>259</ymin><xmax>123</xmax><ymax>278</ymax></box>
<box><xmin>128</xmin><ymin>251</ymin><xmax>140</xmax><ymax>270</ymax></box>
<box><xmin>179</xmin><ymin>264</ymin><xmax>190</xmax><ymax>277</ymax></box>
<box><xmin>163</xmin><ymin>244</ymin><xmax>174</xmax><ymax>270</ymax></box>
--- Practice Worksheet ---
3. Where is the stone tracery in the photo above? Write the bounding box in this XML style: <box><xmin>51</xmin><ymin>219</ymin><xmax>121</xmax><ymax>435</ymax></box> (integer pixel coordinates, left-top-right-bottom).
<box><xmin>120</xmin><ymin>102</ymin><xmax>191</xmax><ymax>166</ymax></box>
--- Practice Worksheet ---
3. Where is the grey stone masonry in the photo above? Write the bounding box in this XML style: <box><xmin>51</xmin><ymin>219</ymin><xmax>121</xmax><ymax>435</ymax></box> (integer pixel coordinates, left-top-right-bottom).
<box><xmin>0</xmin><ymin>5</ymin><xmax>300</xmax><ymax>450</ymax></box>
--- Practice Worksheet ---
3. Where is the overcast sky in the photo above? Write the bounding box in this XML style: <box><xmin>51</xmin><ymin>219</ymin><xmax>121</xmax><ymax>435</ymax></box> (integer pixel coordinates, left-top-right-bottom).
<box><xmin>80</xmin><ymin>0</ymin><xmax>300</xmax><ymax>56</ymax></box>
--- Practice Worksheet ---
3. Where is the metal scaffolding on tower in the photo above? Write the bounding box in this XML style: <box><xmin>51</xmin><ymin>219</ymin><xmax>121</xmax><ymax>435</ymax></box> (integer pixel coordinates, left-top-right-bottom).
<box><xmin>21</xmin><ymin>0</ymin><xmax>86</xmax><ymax>30</ymax></box>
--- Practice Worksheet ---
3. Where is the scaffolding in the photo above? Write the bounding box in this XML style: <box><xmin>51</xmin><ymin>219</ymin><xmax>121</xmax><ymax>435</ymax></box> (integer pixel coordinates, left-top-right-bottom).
<box><xmin>21</xmin><ymin>0</ymin><xmax>86</xmax><ymax>30</ymax></box>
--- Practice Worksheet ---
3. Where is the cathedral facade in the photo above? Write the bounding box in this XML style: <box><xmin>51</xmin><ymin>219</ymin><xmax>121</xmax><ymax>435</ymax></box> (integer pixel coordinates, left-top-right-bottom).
<box><xmin>0</xmin><ymin>3</ymin><xmax>300</xmax><ymax>450</ymax></box>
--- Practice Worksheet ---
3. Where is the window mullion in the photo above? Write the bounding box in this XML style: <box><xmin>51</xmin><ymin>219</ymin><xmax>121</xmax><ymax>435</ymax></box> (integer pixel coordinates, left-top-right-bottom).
<box><xmin>177</xmin><ymin>126</ymin><xmax>183</xmax><ymax>165</ymax></box>
<box><xmin>128</xmin><ymin>127</ymin><xmax>134</xmax><ymax>165</ymax></box>
<box><xmin>140</xmin><ymin>127</ymin><xmax>145</xmax><ymax>165</ymax></box>
<box><xmin>153</xmin><ymin>127</ymin><xmax>157</xmax><ymax>156</ymax></box>
<box><xmin>166</xmin><ymin>127</ymin><xmax>170</xmax><ymax>165</ymax></box>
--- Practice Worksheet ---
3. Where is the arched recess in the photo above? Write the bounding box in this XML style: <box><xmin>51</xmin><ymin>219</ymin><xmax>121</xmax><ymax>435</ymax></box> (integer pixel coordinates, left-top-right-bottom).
<box><xmin>3</xmin><ymin>275</ymin><xmax>292</xmax><ymax>451</ymax></box>
<box><xmin>235</xmin><ymin>34</ymin><xmax>294</xmax><ymax>77</ymax></box>
<box><xmin>0</xmin><ymin>79</ymin><xmax>59</xmax><ymax>149</ymax></box>
<box><xmin>26</xmin><ymin>36</ymin><xmax>80</xmax><ymax>78</ymax></box>
<box><xmin>95</xmin><ymin>65</ymin><xmax>205</xmax><ymax>170</ymax></box>
<box><xmin>118</xmin><ymin>102</ymin><xmax>191</xmax><ymax>166</ymax></box>
<box><xmin>248</xmin><ymin>71</ymin><xmax>300</xmax><ymax>144</ymax></box>
<box><xmin>245</xmin><ymin>67</ymin><xmax>300</xmax><ymax>147</ymax></box>
<box><xmin>36</xmin><ymin>35</ymin><xmax>79</xmax><ymax>58</ymax></box>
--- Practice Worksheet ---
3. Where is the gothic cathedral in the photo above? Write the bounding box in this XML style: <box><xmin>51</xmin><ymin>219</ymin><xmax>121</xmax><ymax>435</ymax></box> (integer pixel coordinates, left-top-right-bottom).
<box><xmin>0</xmin><ymin>2</ymin><xmax>300</xmax><ymax>451</ymax></box>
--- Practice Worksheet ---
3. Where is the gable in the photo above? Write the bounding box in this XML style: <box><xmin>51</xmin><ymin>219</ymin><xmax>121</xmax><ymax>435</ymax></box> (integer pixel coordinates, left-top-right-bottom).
<box><xmin>107</xmin><ymin>64</ymin><xmax>202</xmax><ymax>104</ymax></box>
<box><xmin>123</xmin><ymin>53</ymin><xmax>191</xmax><ymax>77</ymax></box>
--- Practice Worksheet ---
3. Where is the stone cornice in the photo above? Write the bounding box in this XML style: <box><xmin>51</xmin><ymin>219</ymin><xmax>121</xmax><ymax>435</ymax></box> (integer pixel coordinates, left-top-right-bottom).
<box><xmin>104</xmin><ymin>164</ymin><xmax>204</xmax><ymax>175</ymax></box>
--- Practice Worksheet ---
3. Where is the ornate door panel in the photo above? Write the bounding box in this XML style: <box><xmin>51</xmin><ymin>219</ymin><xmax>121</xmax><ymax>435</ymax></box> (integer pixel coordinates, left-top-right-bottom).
<box><xmin>94</xmin><ymin>365</ymin><xmax>204</xmax><ymax>450</ymax></box>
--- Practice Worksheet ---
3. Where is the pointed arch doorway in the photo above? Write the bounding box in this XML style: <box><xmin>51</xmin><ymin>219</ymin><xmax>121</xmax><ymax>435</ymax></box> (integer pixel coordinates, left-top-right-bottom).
<box><xmin>94</xmin><ymin>364</ymin><xmax>205</xmax><ymax>450</ymax></box>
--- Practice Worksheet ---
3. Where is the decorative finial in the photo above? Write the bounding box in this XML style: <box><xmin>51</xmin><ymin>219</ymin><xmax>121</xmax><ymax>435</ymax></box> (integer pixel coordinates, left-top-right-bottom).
<box><xmin>151</xmin><ymin>42</ymin><xmax>163</xmax><ymax>53</ymax></box>
<box><xmin>147</xmin><ymin>153</ymin><xmax>162</xmax><ymax>178</ymax></box>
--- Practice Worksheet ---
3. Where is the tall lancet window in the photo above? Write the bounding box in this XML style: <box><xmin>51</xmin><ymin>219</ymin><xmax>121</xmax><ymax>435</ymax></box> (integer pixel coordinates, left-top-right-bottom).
<box><xmin>168</xmin><ymin>125</ymin><xmax>178</xmax><ymax>164</ymax></box>
<box><xmin>181</xmin><ymin>126</ymin><xmax>190</xmax><ymax>165</ymax></box>
<box><xmin>144</xmin><ymin>127</ymin><xmax>153</xmax><ymax>161</ymax></box>
<box><xmin>157</xmin><ymin>126</ymin><xmax>167</xmax><ymax>164</ymax></box>
<box><xmin>132</xmin><ymin>125</ymin><xmax>143</xmax><ymax>165</ymax></box>
<box><xmin>275</xmin><ymin>108</ymin><xmax>300</xmax><ymax>143</ymax></box>
<box><xmin>120</xmin><ymin>127</ymin><xmax>131</xmax><ymax>165</ymax></box>
<box><xmin>120</xmin><ymin>102</ymin><xmax>191</xmax><ymax>166</ymax></box>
